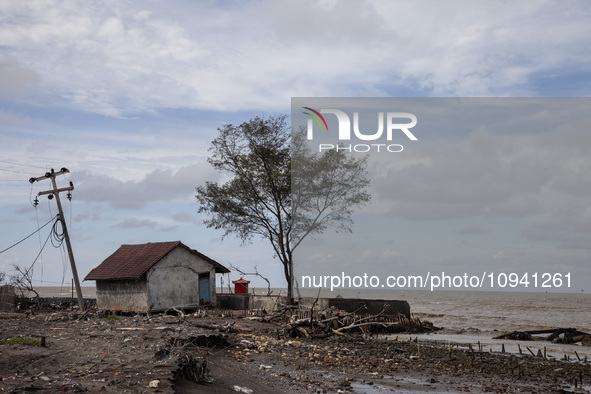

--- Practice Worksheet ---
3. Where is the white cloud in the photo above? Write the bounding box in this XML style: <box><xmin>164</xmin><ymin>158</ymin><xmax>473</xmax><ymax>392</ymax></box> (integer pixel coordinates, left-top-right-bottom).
<box><xmin>0</xmin><ymin>1</ymin><xmax>589</xmax><ymax>116</ymax></box>
<box><xmin>115</xmin><ymin>217</ymin><xmax>157</xmax><ymax>229</ymax></box>
<box><xmin>0</xmin><ymin>60</ymin><xmax>40</xmax><ymax>96</ymax></box>
<box><xmin>457</xmin><ymin>223</ymin><xmax>489</xmax><ymax>236</ymax></box>
<box><xmin>372</xmin><ymin>114</ymin><xmax>591</xmax><ymax>221</ymax></box>
<box><xmin>70</xmin><ymin>163</ymin><xmax>219</xmax><ymax>209</ymax></box>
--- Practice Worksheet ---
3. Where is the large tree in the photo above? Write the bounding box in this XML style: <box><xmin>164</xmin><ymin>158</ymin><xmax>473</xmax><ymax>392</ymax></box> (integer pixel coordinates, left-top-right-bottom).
<box><xmin>196</xmin><ymin>114</ymin><xmax>370</xmax><ymax>303</ymax></box>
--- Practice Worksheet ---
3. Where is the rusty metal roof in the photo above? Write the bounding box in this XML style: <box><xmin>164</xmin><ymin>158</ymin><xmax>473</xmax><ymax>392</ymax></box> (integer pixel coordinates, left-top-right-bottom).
<box><xmin>84</xmin><ymin>241</ymin><xmax>230</xmax><ymax>281</ymax></box>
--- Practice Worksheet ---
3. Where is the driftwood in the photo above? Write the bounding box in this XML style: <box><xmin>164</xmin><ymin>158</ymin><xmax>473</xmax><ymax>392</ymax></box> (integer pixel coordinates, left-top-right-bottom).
<box><xmin>164</xmin><ymin>307</ymin><xmax>186</xmax><ymax>318</ymax></box>
<box><xmin>494</xmin><ymin>328</ymin><xmax>591</xmax><ymax>344</ymax></box>
<box><xmin>259</xmin><ymin>305</ymin><xmax>299</xmax><ymax>322</ymax></box>
<box><xmin>277</xmin><ymin>305</ymin><xmax>437</xmax><ymax>340</ymax></box>
<box><xmin>192</xmin><ymin>321</ymin><xmax>236</xmax><ymax>333</ymax></box>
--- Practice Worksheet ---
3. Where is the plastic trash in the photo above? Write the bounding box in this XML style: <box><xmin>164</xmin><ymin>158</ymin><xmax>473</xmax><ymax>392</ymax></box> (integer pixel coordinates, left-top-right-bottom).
<box><xmin>148</xmin><ymin>379</ymin><xmax>160</xmax><ymax>388</ymax></box>
<box><xmin>230</xmin><ymin>385</ymin><xmax>254</xmax><ymax>393</ymax></box>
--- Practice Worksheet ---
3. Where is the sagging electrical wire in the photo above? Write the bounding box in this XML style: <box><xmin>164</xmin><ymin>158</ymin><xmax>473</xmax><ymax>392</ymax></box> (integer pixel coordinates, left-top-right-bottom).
<box><xmin>20</xmin><ymin>218</ymin><xmax>57</xmax><ymax>280</ymax></box>
<box><xmin>0</xmin><ymin>160</ymin><xmax>47</xmax><ymax>169</ymax></box>
<box><xmin>51</xmin><ymin>216</ymin><xmax>66</xmax><ymax>248</ymax></box>
<box><xmin>0</xmin><ymin>215</ymin><xmax>58</xmax><ymax>254</ymax></box>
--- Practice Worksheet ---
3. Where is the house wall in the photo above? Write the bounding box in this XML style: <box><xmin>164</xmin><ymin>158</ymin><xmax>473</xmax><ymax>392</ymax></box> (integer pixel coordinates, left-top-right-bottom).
<box><xmin>146</xmin><ymin>246</ymin><xmax>216</xmax><ymax>311</ymax></box>
<box><xmin>95</xmin><ymin>279</ymin><xmax>148</xmax><ymax>312</ymax></box>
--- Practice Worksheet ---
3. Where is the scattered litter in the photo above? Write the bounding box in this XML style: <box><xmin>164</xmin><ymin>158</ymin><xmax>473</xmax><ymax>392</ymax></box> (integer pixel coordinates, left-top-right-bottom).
<box><xmin>259</xmin><ymin>364</ymin><xmax>273</xmax><ymax>370</ymax></box>
<box><xmin>148</xmin><ymin>379</ymin><xmax>160</xmax><ymax>388</ymax></box>
<box><xmin>230</xmin><ymin>385</ymin><xmax>254</xmax><ymax>393</ymax></box>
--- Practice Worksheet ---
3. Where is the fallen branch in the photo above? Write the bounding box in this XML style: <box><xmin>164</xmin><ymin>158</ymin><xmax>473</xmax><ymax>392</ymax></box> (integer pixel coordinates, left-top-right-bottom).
<box><xmin>260</xmin><ymin>305</ymin><xmax>298</xmax><ymax>322</ymax></box>
<box><xmin>230</xmin><ymin>264</ymin><xmax>272</xmax><ymax>296</ymax></box>
<box><xmin>296</xmin><ymin>326</ymin><xmax>310</xmax><ymax>339</ymax></box>
<box><xmin>193</xmin><ymin>321</ymin><xmax>236</xmax><ymax>333</ymax></box>
<box><xmin>164</xmin><ymin>307</ymin><xmax>185</xmax><ymax>320</ymax></box>
<box><xmin>336</xmin><ymin>321</ymin><xmax>401</xmax><ymax>333</ymax></box>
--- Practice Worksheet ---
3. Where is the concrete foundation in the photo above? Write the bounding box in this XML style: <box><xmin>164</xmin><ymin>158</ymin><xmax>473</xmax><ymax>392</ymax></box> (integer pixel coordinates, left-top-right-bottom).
<box><xmin>217</xmin><ymin>293</ymin><xmax>410</xmax><ymax>318</ymax></box>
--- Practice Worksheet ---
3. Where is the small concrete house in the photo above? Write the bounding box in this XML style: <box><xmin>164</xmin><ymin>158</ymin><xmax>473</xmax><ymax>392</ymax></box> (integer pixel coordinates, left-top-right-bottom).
<box><xmin>84</xmin><ymin>241</ymin><xmax>230</xmax><ymax>312</ymax></box>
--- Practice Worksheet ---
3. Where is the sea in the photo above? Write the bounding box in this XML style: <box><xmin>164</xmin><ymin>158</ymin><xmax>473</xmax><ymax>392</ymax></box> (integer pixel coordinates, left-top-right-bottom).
<box><xmin>291</xmin><ymin>287</ymin><xmax>591</xmax><ymax>360</ymax></box>
<box><xmin>36</xmin><ymin>286</ymin><xmax>591</xmax><ymax>359</ymax></box>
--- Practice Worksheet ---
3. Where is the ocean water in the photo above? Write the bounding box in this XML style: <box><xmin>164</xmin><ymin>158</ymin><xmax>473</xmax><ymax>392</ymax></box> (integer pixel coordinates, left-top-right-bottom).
<box><xmin>291</xmin><ymin>288</ymin><xmax>591</xmax><ymax>333</ymax></box>
<box><xmin>292</xmin><ymin>288</ymin><xmax>591</xmax><ymax>359</ymax></box>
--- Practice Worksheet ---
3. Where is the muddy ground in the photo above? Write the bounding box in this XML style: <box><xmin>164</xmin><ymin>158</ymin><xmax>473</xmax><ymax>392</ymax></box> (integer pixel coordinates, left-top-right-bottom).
<box><xmin>1</xmin><ymin>309</ymin><xmax>590</xmax><ymax>393</ymax></box>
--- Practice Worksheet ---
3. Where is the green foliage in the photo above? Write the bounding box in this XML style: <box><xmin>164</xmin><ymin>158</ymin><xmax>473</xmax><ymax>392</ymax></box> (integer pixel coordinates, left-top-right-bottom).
<box><xmin>1</xmin><ymin>337</ymin><xmax>41</xmax><ymax>346</ymax></box>
<box><xmin>291</xmin><ymin>131</ymin><xmax>371</xmax><ymax>249</ymax></box>
<box><xmin>197</xmin><ymin>114</ymin><xmax>291</xmax><ymax>244</ymax></box>
<box><xmin>106</xmin><ymin>315</ymin><xmax>120</xmax><ymax>323</ymax></box>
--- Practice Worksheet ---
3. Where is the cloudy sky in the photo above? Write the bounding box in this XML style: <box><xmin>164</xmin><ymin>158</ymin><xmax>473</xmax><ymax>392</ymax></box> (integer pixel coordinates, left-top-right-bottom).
<box><xmin>292</xmin><ymin>98</ymin><xmax>591</xmax><ymax>293</ymax></box>
<box><xmin>0</xmin><ymin>1</ymin><xmax>590</xmax><ymax>292</ymax></box>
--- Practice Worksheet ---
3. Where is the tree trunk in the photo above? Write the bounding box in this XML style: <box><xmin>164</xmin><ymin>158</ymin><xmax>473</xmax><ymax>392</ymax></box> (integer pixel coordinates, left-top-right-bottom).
<box><xmin>288</xmin><ymin>264</ymin><xmax>294</xmax><ymax>305</ymax></box>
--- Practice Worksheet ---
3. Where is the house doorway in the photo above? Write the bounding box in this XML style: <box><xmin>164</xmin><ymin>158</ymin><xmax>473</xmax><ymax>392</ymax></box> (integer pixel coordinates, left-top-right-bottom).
<box><xmin>199</xmin><ymin>273</ymin><xmax>211</xmax><ymax>304</ymax></box>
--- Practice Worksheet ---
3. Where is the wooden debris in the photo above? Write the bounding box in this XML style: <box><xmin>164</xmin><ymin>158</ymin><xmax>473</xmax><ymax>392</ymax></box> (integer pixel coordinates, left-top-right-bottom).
<box><xmin>494</xmin><ymin>328</ymin><xmax>591</xmax><ymax>344</ymax></box>
<box><xmin>271</xmin><ymin>306</ymin><xmax>438</xmax><ymax>339</ymax></box>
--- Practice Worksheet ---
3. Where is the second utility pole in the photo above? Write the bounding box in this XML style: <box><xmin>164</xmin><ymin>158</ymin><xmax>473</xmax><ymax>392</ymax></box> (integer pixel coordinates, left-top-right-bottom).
<box><xmin>30</xmin><ymin>168</ymin><xmax>84</xmax><ymax>310</ymax></box>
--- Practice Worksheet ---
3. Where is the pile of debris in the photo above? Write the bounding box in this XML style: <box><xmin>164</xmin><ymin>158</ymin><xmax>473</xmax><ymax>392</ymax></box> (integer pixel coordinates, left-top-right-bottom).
<box><xmin>155</xmin><ymin>334</ymin><xmax>232</xmax><ymax>385</ymax></box>
<box><xmin>494</xmin><ymin>328</ymin><xmax>591</xmax><ymax>345</ymax></box>
<box><xmin>247</xmin><ymin>304</ymin><xmax>438</xmax><ymax>340</ymax></box>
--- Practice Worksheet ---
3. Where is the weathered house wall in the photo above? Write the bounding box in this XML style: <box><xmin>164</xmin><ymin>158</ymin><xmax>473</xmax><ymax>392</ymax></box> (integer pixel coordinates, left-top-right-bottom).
<box><xmin>146</xmin><ymin>246</ymin><xmax>216</xmax><ymax>311</ymax></box>
<box><xmin>95</xmin><ymin>280</ymin><xmax>148</xmax><ymax>312</ymax></box>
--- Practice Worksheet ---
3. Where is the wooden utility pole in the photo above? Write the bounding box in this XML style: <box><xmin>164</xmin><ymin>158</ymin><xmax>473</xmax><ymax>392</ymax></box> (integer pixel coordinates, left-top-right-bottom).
<box><xmin>29</xmin><ymin>168</ymin><xmax>84</xmax><ymax>310</ymax></box>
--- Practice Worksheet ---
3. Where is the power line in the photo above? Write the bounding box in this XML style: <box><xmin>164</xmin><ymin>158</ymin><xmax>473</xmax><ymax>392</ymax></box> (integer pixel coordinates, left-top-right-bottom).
<box><xmin>0</xmin><ymin>160</ymin><xmax>47</xmax><ymax>169</ymax></box>
<box><xmin>22</xmin><ymin>220</ymin><xmax>56</xmax><ymax>278</ymax></box>
<box><xmin>0</xmin><ymin>168</ymin><xmax>38</xmax><ymax>175</ymax></box>
<box><xmin>31</xmin><ymin>279</ymin><xmax>70</xmax><ymax>284</ymax></box>
<box><xmin>50</xmin><ymin>217</ymin><xmax>66</xmax><ymax>248</ymax></box>
<box><xmin>0</xmin><ymin>215</ymin><xmax>57</xmax><ymax>254</ymax></box>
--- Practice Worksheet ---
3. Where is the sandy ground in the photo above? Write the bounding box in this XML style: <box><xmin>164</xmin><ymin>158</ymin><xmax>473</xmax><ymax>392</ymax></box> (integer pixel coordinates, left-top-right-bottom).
<box><xmin>1</xmin><ymin>308</ymin><xmax>590</xmax><ymax>393</ymax></box>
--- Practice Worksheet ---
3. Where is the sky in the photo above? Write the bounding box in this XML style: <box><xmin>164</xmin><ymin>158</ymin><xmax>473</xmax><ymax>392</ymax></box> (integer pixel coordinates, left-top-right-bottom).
<box><xmin>292</xmin><ymin>98</ymin><xmax>591</xmax><ymax>293</ymax></box>
<box><xmin>0</xmin><ymin>0</ymin><xmax>590</xmax><ymax>293</ymax></box>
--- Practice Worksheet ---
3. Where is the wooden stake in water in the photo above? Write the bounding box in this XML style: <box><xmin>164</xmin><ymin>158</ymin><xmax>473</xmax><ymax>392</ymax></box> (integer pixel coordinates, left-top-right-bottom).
<box><xmin>518</xmin><ymin>343</ymin><xmax>522</xmax><ymax>355</ymax></box>
<box><xmin>501</xmin><ymin>343</ymin><xmax>505</xmax><ymax>353</ymax></box>
<box><xmin>526</xmin><ymin>347</ymin><xmax>535</xmax><ymax>356</ymax></box>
